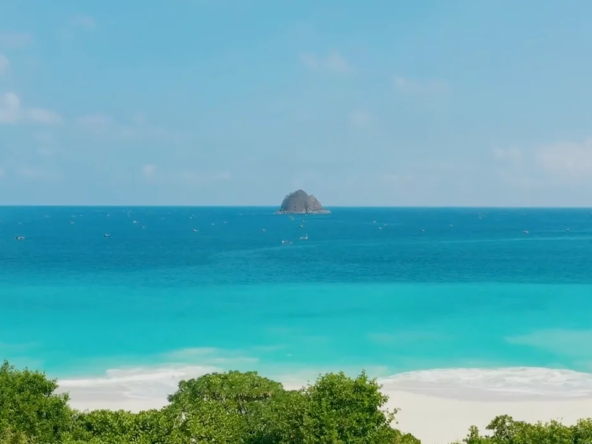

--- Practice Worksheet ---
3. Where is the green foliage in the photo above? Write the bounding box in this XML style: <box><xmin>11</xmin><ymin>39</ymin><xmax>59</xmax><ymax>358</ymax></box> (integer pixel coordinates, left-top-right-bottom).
<box><xmin>5</xmin><ymin>360</ymin><xmax>592</xmax><ymax>444</ymax></box>
<box><xmin>277</xmin><ymin>371</ymin><xmax>399</xmax><ymax>444</ymax></box>
<box><xmin>0</xmin><ymin>428</ymin><xmax>34</xmax><ymax>444</ymax></box>
<box><xmin>63</xmin><ymin>407</ymin><xmax>185</xmax><ymax>444</ymax></box>
<box><xmin>392</xmin><ymin>429</ymin><xmax>422</xmax><ymax>444</ymax></box>
<box><xmin>168</xmin><ymin>370</ymin><xmax>284</xmax><ymax>443</ymax></box>
<box><xmin>458</xmin><ymin>414</ymin><xmax>592</xmax><ymax>444</ymax></box>
<box><xmin>168</xmin><ymin>370</ymin><xmax>283</xmax><ymax>413</ymax></box>
<box><xmin>0</xmin><ymin>361</ymin><xmax>71</xmax><ymax>443</ymax></box>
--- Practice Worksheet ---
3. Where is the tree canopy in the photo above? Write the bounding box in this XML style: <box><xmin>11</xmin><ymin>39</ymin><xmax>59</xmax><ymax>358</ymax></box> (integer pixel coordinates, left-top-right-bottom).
<box><xmin>0</xmin><ymin>360</ymin><xmax>590</xmax><ymax>444</ymax></box>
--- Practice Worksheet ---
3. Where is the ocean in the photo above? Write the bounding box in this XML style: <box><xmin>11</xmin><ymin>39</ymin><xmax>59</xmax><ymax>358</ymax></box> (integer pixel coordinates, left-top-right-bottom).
<box><xmin>2</xmin><ymin>206</ymin><xmax>592</xmax><ymax>401</ymax></box>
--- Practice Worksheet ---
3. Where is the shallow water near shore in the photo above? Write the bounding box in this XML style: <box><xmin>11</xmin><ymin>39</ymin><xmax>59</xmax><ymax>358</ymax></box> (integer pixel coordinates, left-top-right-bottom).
<box><xmin>1</xmin><ymin>206</ymin><xmax>592</xmax><ymax>399</ymax></box>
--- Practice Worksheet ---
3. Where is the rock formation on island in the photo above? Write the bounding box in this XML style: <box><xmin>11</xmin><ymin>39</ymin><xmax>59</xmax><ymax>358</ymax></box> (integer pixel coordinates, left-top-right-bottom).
<box><xmin>276</xmin><ymin>190</ymin><xmax>330</xmax><ymax>214</ymax></box>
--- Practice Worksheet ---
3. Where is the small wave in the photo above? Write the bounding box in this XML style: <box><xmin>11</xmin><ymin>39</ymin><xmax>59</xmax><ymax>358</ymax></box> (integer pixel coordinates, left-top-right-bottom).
<box><xmin>379</xmin><ymin>367</ymin><xmax>592</xmax><ymax>401</ymax></box>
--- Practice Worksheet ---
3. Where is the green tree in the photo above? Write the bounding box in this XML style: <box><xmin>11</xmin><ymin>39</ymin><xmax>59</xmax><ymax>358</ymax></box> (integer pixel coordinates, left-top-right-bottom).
<box><xmin>66</xmin><ymin>408</ymin><xmax>184</xmax><ymax>444</ymax></box>
<box><xmin>270</xmin><ymin>371</ymin><xmax>401</xmax><ymax>444</ymax></box>
<box><xmin>168</xmin><ymin>370</ymin><xmax>284</xmax><ymax>443</ymax></box>
<box><xmin>458</xmin><ymin>415</ymin><xmax>592</xmax><ymax>444</ymax></box>
<box><xmin>0</xmin><ymin>361</ymin><xmax>71</xmax><ymax>443</ymax></box>
<box><xmin>0</xmin><ymin>428</ymin><xmax>34</xmax><ymax>444</ymax></box>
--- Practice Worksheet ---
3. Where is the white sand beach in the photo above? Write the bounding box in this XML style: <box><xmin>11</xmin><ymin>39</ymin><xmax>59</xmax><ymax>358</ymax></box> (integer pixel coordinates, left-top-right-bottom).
<box><xmin>388</xmin><ymin>393</ymin><xmax>592</xmax><ymax>444</ymax></box>
<box><xmin>60</xmin><ymin>366</ymin><xmax>592</xmax><ymax>444</ymax></box>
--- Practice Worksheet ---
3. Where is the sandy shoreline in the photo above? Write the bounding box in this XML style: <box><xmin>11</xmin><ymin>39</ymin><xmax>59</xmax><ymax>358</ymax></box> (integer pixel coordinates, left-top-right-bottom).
<box><xmin>387</xmin><ymin>394</ymin><xmax>592</xmax><ymax>443</ymax></box>
<box><xmin>59</xmin><ymin>366</ymin><xmax>592</xmax><ymax>444</ymax></box>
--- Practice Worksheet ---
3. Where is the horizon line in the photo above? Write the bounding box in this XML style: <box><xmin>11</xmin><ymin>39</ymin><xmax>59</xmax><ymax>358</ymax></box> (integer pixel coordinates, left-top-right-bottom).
<box><xmin>0</xmin><ymin>205</ymin><xmax>591</xmax><ymax>209</ymax></box>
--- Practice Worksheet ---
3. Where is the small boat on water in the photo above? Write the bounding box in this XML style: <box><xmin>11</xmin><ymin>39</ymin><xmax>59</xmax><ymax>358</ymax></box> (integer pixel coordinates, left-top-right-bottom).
<box><xmin>15</xmin><ymin>236</ymin><xmax>25</xmax><ymax>240</ymax></box>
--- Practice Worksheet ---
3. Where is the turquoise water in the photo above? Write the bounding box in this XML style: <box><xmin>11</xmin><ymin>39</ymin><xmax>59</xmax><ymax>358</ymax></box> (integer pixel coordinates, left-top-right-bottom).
<box><xmin>1</xmin><ymin>207</ymin><xmax>592</xmax><ymax>383</ymax></box>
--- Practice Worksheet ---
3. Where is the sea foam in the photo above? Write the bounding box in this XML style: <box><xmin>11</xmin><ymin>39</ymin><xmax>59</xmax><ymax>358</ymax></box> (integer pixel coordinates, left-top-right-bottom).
<box><xmin>380</xmin><ymin>367</ymin><xmax>592</xmax><ymax>401</ymax></box>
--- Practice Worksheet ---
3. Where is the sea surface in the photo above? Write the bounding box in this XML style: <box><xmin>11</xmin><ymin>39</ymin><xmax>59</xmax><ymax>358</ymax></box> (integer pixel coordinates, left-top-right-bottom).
<box><xmin>2</xmin><ymin>207</ymin><xmax>592</xmax><ymax>399</ymax></box>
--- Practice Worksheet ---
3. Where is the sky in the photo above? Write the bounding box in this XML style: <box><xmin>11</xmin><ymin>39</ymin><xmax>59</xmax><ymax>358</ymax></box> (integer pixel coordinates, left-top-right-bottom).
<box><xmin>1</xmin><ymin>0</ymin><xmax>592</xmax><ymax>206</ymax></box>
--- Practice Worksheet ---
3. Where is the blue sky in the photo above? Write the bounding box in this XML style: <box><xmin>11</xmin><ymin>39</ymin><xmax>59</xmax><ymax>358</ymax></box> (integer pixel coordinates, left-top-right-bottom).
<box><xmin>1</xmin><ymin>0</ymin><xmax>592</xmax><ymax>206</ymax></box>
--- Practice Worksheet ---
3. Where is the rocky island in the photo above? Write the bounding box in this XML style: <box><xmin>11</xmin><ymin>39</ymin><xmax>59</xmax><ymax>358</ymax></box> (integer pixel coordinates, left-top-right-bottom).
<box><xmin>276</xmin><ymin>190</ymin><xmax>331</xmax><ymax>214</ymax></box>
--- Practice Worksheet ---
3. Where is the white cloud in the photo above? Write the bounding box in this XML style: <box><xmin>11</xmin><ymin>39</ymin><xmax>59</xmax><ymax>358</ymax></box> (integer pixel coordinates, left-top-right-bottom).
<box><xmin>36</xmin><ymin>147</ymin><xmax>57</xmax><ymax>157</ymax></box>
<box><xmin>535</xmin><ymin>139</ymin><xmax>592</xmax><ymax>176</ymax></box>
<box><xmin>349</xmin><ymin>110</ymin><xmax>370</xmax><ymax>128</ymax></box>
<box><xmin>0</xmin><ymin>92</ymin><xmax>20</xmax><ymax>123</ymax></box>
<box><xmin>34</xmin><ymin>132</ymin><xmax>56</xmax><ymax>145</ymax></box>
<box><xmin>380</xmin><ymin>172</ymin><xmax>421</xmax><ymax>186</ymax></box>
<box><xmin>77</xmin><ymin>114</ymin><xmax>112</xmax><ymax>131</ymax></box>
<box><xmin>78</xmin><ymin>113</ymin><xmax>186</xmax><ymax>142</ymax></box>
<box><xmin>0</xmin><ymin>55</ymin><xmax>8</xmax><ymax>74</ymax></box>
<box><xmin>300</xmin><ymin>51</ymin><xmax>351</xmax><ymax>74</ymax></box>
<box><xmin>175</xmin><ymin>170</ymin><xmax>232</xmax><ymax>185</ymax></box>
<box><xmin>132</xmin><ymin>113</ymin><xmax>146</xmax><ymax>125</ymax></box>
<box><xmin>394</xmin><ymin>77</ymin><xmax>448</xmax><ymax>95</ymax></box>
<box><xmin>141</xmin><ymin>164</ymin><xmax>231</xmax><ymax>186</ymax></box>
<box><xmin>71</xmin><ymin>15</ymin><xmax>96</xmax><ymax>29</ymax></box>
<box><xmin>0</xmin><ymin>92</ymin><xmax>63</xmax><ymax>125</ymax></box>
<box><xmin>493</xmin><ymin>147</ymin><xmax>523</xmax><ymax>163</ymax></box>
<box><xmin>34</xmin><ymin>133</ymin><xmax>63</xmax><ymax>157</ymax></box>
<box><xmin>15</xmin><ymin>166</ymin><xmax>57</xmax><ymax>180</ymax></box>
<box><xmin>0</xmin><ymin>32</ymin><xmax>33</xmax><ymax>49</ymax></box>
<box><xmin>142</xmin><ymin>164</ymin><xmax>157</xmax><ymax>176</ymax></box>
<box><xmin>27</xmin><ymin>108</ymin><xmax>63</xmax><ymax>124</ymax></box>
<box><xmin>493</xmin><ymin>138</ymin><xmax>592</xmax><ymax>189</ymax></box>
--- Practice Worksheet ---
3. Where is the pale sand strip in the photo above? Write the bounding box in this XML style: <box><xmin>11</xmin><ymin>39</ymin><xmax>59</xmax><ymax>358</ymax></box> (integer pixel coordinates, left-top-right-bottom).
<box><xmin>386</xmin><ymin>392</ymin><xmax>592</xmax><ymax>444</ymax></box>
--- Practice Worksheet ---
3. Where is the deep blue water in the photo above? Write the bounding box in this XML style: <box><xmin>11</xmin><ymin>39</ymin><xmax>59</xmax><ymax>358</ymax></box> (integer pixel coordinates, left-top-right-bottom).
<box><xmin>1</xmin><ymin>207</ymin><xmax>592</xmax><ymax>379</ymax></box>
